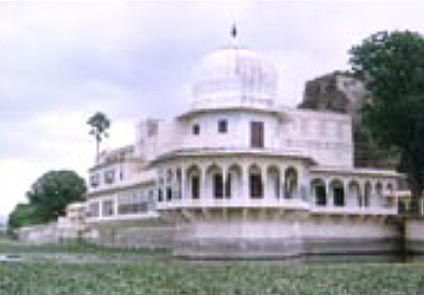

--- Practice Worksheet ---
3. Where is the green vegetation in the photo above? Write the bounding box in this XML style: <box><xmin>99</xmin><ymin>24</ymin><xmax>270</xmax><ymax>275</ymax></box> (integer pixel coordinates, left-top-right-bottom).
<box><xmin>349</xmin><ymin>30</ymin><xmax>424</xmax><ymax>204</ymax></box>
<box><xmin>8</xmin><ymin>170</ymin><xmax>86</xmax><ymax>231</ymax></box>
<box><xmin>1</xmin><ymin>239</ymin><xmax>424</xmax><ymax>295</ymax></box>
<box><xmin>87</xmin><ymin>111</ymin><xmax>111</xmax><ymax>159</ymax></box>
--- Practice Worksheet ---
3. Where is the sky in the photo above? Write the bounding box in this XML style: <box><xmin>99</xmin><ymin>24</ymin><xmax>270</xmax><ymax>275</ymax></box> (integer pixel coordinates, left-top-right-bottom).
<box><xmin>1</xmin><ymin>0</ymin><xmax>424</xmax><ymax>220</ymax></box>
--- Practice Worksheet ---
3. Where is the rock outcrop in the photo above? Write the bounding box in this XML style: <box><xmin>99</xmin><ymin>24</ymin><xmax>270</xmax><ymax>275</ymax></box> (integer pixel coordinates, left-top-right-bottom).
<box><xmin>298</xmin><ymin>71</ymin><xmax>397</xmax><ymax>169</ymax></box>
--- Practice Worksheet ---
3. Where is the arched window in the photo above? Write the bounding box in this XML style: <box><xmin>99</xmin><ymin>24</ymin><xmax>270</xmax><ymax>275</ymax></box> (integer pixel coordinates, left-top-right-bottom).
<box><xmin>213</xmin><ymin>173</ymin><xmax>224</xmax><ymax>199</ymax></box>
<box><xmin>311</xmin><ymin>178</ymin><xmax>326</xmax><ymax>206</ymax></box>
<box><xmin>186</xmin><ymin>165</ymin><xmax>201</xmax><ymax>199</ymax></box>
<box><xmin>387</xmin><ymin>183</ymin><xmax>394</xmax><ymax>195</ymax></box>
<box><xmin>376</xmin><ymin>182</ymin><xmax>383</xmax><ymax>197</ymax></box>
<box><xmin>284</xmin><ymin>167</ymin><xmax>298</xmax><ymax>199</ymax></box>
<box><xmin>206</xmin><ymin>164</ymin><xmax>223</xmax><ymax>199</ymax></box>
<box><xmin>364</xmin><ymin>182</ymin><xmax>372</xmax><ymax>207</ymax></box>
<box><xmin>249</xmin><ymin>165</ymin><xmax>263</xmax><ymax>199</ymax></box>
<box><xmin>331</xmin><ymin>180</ymin><xmax>345</xmax><ymax>207</ymax></box>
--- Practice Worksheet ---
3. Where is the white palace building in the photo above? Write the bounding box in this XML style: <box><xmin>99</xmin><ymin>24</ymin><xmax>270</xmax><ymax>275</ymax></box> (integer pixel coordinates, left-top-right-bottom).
<box><xmin>84</xmin><ymin>34</ymin><xmax>406</xmax><ymax>259</ymax></box>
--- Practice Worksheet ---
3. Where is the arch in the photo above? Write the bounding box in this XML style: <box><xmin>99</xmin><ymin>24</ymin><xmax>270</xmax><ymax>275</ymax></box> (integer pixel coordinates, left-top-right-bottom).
<box><xmin>206</xmin><ymin>164</ymin><xmax>224</xmax><ymax>199</ymax></box>
<box><xmin>267</xmin><ymin>165</ymin><xmax>281</xmax><ymax>199</ymax></box>
<box><xmin>387</xmin><ymin>182</ymin><xmax>394</xmax><ymax>195</ymax></box>
<box><xmin>364</xmin><ymin>181</ymin><xmax>372</xmax><ymax>207</ymax></box>
<box><xmin>166</xmin><ymin>168</ymin><xmax>173</xmax><ymax>183</ymax></box>
<box><xmin>311</xmin><ymin>178</ymin><xmax>326</xmax><ymax>206</ymax></box>
<box><xmin>227</xmin><ymin>164</ymin><xmax>242</xmax><ymax>199</ymax></box>
<box><xmin>348</xmin><ymin>180</ymin><xmax>362</xmax><ymax>207</ymax></box>
<box><xmin>375</xmin><ymin>181</ymin><xmax>383</xmax><ymax>197</ymax></box>
<box><xmin>249</xmin><ymin>164</ymin><xmax>263</xmax><ymax>199</ymax></box>
<box><xmin>284</xmin><ymin>167</ymin><xmax>298</xmax><ymax>199</ymax></box>
<box><xmin>186</xmin><ymin>165</ymin><xmax>201</xmax><ymax>199</ymax></box>
<box><xmin>330</xmin><ymin>179</ymin><xmax>345</xmax><ymax>207</ymax></box>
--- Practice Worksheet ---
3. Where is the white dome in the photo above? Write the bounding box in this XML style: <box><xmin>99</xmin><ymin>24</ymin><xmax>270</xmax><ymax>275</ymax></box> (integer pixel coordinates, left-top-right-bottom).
<box><xmin>191</xmin><ymin>46</ymin><xmax>278</xmax><ymax>109</ymax></box>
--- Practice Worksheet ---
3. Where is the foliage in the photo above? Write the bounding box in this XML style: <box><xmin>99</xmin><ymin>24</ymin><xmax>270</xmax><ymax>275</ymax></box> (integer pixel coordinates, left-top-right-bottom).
<box><xmin>349</xmin><ymin>30</ymin><xmax>424</xmax><ymax>199</ymax></box>
<box><xmin>1</xmin><ymin>238</ymin><xmax>424</xmax><ymax>295</ymax></box>
<box><xmin>8</xmin><ymin>170</ymin><xmax>86</xmax><ymax>229</ymax></box>
<box><xmin>2</xmin><ymin>259</ymin><xmax>424</xmax><ymax>294</ymax></box>
<box><xmin>7</xmin><ymin>203</ymin><xmax>45</xmax><ymax>230</ymax></box>
<box><xmin>87</xmin><ymin>111</ymin><xmax>111</xmax><ymax>159</ymax></box>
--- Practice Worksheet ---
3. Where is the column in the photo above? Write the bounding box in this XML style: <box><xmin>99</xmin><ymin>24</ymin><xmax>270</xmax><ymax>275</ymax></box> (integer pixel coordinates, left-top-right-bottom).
<box><xmin>325</xmin><ymin>178</ymin><xmax>331</xmax><ymax>207</ymax></box>
<box><xmin>181</xmin><ymin>166</ymin><xmax>186</xmax><ymax>201</ymax></box>
<box><xmin>222</xmin><ymin>165</ymin><xmax>228</xmax><ymax>200</ymax></box>
<box><xmin>261</xmin><ymin>164</ymin><xmax>268</xmax><ymax>201</ymax></box>
<box><xmin>114</xmin><ymin>193</ymin><xmax>119</xmax><ymax>216</ymax></box>
<box><xmin>201</xmin><ymin>165</ymin><xmax>207</xmax><ymax>202</ymax></box>
<box><xmin>280</xmin><ymin>165</ymin><xmax>286</xmax><ymax>199</ymax></box>
<box><xmin>241</xmin><ymin>163</ymin><xmax>249</xmax><ymax>201</ymax></box>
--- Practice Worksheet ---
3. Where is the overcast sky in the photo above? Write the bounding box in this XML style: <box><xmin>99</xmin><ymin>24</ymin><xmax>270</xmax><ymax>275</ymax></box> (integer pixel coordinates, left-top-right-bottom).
<box><xmin>1</xmin><ymin>1</ymin><xmax>424</xmax><ymax>219</ymax></box>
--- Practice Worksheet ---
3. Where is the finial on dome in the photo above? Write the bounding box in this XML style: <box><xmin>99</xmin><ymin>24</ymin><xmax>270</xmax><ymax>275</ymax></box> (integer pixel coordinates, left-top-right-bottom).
<box><xmin>231</xmin><ymin>24</ymin><xmax>237</xmax><ymax>40</ymax></box>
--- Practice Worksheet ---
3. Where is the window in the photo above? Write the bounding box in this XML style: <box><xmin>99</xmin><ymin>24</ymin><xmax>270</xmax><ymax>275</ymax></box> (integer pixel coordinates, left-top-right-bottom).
<box><xmin>87</xmin><ymin>202</ymin><xmax>99</xmax><ymax>217</ymax></box>
<box><xmin>166</xmin><ymin>187</ymin><xmax>172</xmax><ymax>201</ymax></box>
<box><xmin>315</xmin><ymin>185</ymin><xmax>327</xmax><ymax>206</ymax></box>
<box><xmin>249</xmin><ymin>174</ymin><xmax>263</xmax><ymax>198</ymax></box>
<box><xmin>213</xmin><ymin>173</ymin><xmax>223</xmax><ymax>199</ymax></box>
<box><xmin>158</xmin><ymin>189</ymin><xmax>163</xmax><ymax>202</ymax></box>
<box><xmin>191</xmin><ymin>175</ymin><xmax>200</xmax><ymax>199</ymax></box>
<box><xmin>333</xmin><ymin>187</ymin><xmax>345</xmax><ymax>206</ymax></box>
<box><xmin>102</xmin><ymin>200</ymin><xmax>114</xmax><ymax>217</ymax></box>
<box><xmin>192</xmin><ymin>124</ymin><xmax>200</xmax><ymax>135</ymax></box>
<box><xmin>218</xmin><ymin>120</ymin><xmax>228</xmax><ymax>133</ymax></box>
<box><xmin>118</xmin><ymin>192</ymin><xmax>149</xmax><ymax>215</ymax></box>
<box><xmin>250</xmin><ymin>121</ymin><xmax>264</xmax><ymax>148</ymax></box>
<box><xmin>90</xmin><ymin>174</ymin><xmax>100</xmax><ymax>188</ymax></box>
<box><xmin>104</xmin><ymin>170</ymin><xmax>115</xmax><ymax>184</ymax></box>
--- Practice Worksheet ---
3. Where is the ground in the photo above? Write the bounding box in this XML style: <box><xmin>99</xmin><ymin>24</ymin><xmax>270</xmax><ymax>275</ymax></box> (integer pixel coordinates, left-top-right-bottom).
<box><xmin>1</xmin><ymin>238</ymin><xmax>424</xmax><ymax>295</ymax></box>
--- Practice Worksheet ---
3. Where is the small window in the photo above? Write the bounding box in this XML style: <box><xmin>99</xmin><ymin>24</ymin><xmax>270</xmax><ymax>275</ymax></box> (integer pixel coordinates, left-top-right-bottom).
<box><xmin>218</xmin><ymin>120</ymin><xmax>228</xmax><ymax>133</ymax></box>
<box><xmin>192</xmin><ymin>124</ymin><xmax>200</xmax><ymax>135</ymax></box>
<box><xmin>104</xmin><ymin>170</ymin><xmax>115</xmax><ymax>184</ymax></box>
<box><xmin>90</xmin><ymin>174</ymin><xmax>100</xmax><ymax>188</ymax></box>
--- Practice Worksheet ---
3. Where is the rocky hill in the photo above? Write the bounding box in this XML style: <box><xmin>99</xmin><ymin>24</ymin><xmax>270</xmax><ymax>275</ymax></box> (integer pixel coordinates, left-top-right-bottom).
<box><xmin>298</xmin><ymin>71</ymin><xmax>397</xmax><ymax>169</ymax></box>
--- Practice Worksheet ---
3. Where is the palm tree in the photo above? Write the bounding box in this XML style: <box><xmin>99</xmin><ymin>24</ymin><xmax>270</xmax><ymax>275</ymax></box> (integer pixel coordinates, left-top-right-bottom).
<box><xmin>87</xmin><ymin>112</ymin><xmax>111</xmax><ymax>162</ymax></box>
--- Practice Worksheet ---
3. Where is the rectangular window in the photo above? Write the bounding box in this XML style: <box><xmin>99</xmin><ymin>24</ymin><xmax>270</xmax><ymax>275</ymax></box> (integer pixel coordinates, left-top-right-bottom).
<box><xmin>104</xmin><ymin>170</ymin><xmax>115</xmax><ymax>184</ymax></box>
<box><xmin>218</xmin><ymin>120</ymin><xmax>228</xmax><ymax>133</ymax></box>
<box><xmin>192</xmin><ymin>124</ymin><xmax>200</xmax><ymax>135</ymax></box>
<box><xmin>90</xmin><ymin>174</ymin><xmax>100</xmax><ymax>188</ymax></box>
<box><xmin>88</xmin><ymin>202</ymin><xmax>99</xmax><ymax>217</ymax></box>
<box><xmin>102</xmin><ymin>200</ymin><xmax>114</xmax><ymax>217</ymax></box>
<box><xmin>250</xmin><ymin>121</ymin><xmax>264</xmax><ymax>148</ymax></box>
<box><xmin>191</xmin><ymin>176</ymin><xmax>200</xmax><ymax>199</ymax></box>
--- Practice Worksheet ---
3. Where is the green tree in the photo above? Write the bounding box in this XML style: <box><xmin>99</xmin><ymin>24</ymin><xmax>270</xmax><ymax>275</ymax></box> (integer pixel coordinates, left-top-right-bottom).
<box><xmin>8</xmin><ymin>203</ymin><xmax>45</xmax><ymax>230</ymax></box>
<box><xmin>26</xmin><ymin>170</ymin><xmax>87</xmax><ymax>221</ymax></box>
<box><xmin>87</xmin><ymin>112</ymin><xmax>111</xmax><ymax>161</ymax></box>
<box><xmin>349</xmin><ymin>30</ymin><xmax>424</xmax><ymax>208</ymax></box>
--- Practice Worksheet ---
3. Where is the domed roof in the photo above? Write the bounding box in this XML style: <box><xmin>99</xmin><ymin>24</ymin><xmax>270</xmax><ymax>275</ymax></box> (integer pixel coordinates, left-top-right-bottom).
<box><xmin>191</xmin><ymin>43</ymin><xmax>278</xmax><ymax>109</ymax></box>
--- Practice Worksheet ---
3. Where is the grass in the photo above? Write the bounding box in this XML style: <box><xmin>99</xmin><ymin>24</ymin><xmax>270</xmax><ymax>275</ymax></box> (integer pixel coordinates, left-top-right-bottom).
<box><xmin>2</xmin><ymin>238</ymin><xmax>424</xmax><ymax>295</ymax></box>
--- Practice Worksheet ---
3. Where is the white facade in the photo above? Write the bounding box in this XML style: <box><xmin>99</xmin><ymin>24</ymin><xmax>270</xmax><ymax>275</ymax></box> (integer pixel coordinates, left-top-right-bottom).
<box><xmin>83</xmin><ymin>37</ymin><xmax>404</xmax><ymax>258</ymax></box>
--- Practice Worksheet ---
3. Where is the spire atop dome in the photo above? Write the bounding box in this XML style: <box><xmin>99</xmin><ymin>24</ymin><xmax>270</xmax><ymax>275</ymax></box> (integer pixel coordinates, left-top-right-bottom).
<box><xmin>231</xmin><ymin>23</ymin><xmax>237</xmax><ymax>40</ymax></box>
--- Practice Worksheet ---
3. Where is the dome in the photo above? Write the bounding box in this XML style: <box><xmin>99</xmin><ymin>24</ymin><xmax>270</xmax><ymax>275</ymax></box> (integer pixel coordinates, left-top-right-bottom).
<box><xmin>191</xmin><ymin>45</ymin><xmax>278</xmax><ymax>109</ymax></box>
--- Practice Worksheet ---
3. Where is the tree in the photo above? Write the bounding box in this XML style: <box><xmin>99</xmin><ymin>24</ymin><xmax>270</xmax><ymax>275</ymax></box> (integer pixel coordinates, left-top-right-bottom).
<box><xmin>26</xmin><ymin>170</ymin><xmax>87</xmax><ymax>221</ymax></box>
<box><xmin>349</xmin><ymin>30</ymin><xmax>424</xmax><ymax>209</ymax></box>
<box><xmin>87</xmin><ymin>112</ymin><xmax>111</xmax><ymax>161</ymax></box>
<box><xmin>8</xmin><ymin>203</ymin><xmax>45</xmax><ymax>230</ymax></box>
